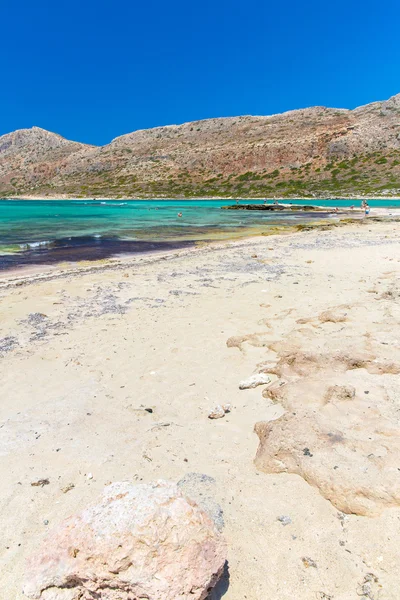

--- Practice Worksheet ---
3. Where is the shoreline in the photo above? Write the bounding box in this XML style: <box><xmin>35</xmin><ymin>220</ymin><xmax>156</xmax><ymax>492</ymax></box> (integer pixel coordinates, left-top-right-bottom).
<box><xmin>1</xmin><ymin>214</ymin><xmax>399</xmax><ymax>286</ymax></box>
<box><xmin>2</xmin><ymin>196</ymin><xmax>399</xmax><ymax>277</ymax></box>
<box><xmin>0</xmin><ymin>205</ymin><xmax>369</xmax><ymax>275</ymax></box>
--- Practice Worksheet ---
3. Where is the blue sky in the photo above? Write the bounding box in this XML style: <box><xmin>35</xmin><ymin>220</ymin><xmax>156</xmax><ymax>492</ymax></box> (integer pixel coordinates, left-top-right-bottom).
<box><xmin>2</xmin><ymin>0</ymin><xmax>400</xmax><ymax>145</ymax></box>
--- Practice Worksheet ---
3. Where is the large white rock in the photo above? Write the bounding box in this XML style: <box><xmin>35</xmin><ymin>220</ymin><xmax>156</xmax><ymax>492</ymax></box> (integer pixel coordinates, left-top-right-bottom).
<box><xmin>23</xmin><ymin>480</ymin><xmax>227</xmax><ymax>600</ymax></box>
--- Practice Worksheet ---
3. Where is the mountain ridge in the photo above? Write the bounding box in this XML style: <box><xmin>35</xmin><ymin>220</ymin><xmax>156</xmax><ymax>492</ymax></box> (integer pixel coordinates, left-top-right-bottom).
<box><xmin>1</xmin><ymin>93</ymin><xmax>400</xmax><ymax>198</ymax></box>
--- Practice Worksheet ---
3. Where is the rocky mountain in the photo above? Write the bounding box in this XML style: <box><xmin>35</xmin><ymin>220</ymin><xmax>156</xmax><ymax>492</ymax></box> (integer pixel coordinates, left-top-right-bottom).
<box><xmin>1</xmin><ymin>94</ymin><xmax>400</xmax><ymax>198</ymax></box>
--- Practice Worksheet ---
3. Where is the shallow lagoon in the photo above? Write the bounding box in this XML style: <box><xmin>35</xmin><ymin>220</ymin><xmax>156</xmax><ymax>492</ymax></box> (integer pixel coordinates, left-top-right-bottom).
<box><xmin>0</xmin><ymin>198</ymin><xmax>398</xmax><ymax>269</ymax></box>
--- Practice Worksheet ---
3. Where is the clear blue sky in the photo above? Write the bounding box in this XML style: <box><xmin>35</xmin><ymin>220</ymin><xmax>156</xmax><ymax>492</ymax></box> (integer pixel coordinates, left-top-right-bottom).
<box><xmin>2</xmin><ymin>0</ymin><xmax>400</xmax><ymax>146</ymax></box>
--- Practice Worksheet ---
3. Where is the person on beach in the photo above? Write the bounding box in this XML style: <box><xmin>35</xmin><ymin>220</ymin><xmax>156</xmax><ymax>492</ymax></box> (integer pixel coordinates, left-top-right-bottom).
<box><xmin>365</xmin><ymin>203</ymin><xmax>370</xmax><ymax>216</ymax></box>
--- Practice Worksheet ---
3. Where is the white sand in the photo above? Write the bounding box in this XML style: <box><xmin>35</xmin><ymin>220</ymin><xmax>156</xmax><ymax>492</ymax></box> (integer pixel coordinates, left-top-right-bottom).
<box><xmin>1</xmin><ymin>221</ymin><xmax>400</xmax><ymax>599</ymax></box>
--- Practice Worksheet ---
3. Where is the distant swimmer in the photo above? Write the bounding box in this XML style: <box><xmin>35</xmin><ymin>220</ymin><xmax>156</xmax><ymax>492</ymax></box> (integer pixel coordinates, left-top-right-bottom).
<box><xmin>178</xmin><ymin>212</ymin><xmax>183</xmax><ymax>218</ymax></box>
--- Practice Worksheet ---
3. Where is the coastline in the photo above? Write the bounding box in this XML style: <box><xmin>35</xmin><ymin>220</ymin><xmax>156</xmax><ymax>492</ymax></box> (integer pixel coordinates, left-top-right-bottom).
<box><xmin>5</xmin><ymin>198</ymin><xmax>394</xmax><ymax>274</ymax></box>
<box><xmin>2</xmin><ymin>218</ymin><xmax>400</xmax><ymax>598</ymax></box>
<box><xmin>6</xmin><ymin>194</ymin><xmax>400</xmax><ymax>201</ymax></box>
<box><xmin>1</xmin><ymin>215</ymin><xmax>398</xmax><ymax>285</ymax></box>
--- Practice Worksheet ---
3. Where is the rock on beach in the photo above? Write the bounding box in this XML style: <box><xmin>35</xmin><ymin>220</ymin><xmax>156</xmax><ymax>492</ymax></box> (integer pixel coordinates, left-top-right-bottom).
<box><xmin>23</xmin><ymin>480</ymin><xmax>227</xmax><ymax>600</ymax></box>
<box><xmin>239</xmin><ymin>373</ymin><xmax>271</xmax><ymax>390</ymax></box>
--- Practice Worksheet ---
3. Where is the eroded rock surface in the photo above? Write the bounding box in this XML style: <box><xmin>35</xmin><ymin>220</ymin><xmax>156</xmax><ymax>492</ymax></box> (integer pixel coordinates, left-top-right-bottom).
<box><xmin>254</xmin><ymin>403</ymin><xmax>400</xmax><ymax>516</ymax></box>
<box><xmin>249</xmin><ymin>298</ymin><xmax>400</xmax><ymax>516</ymax></box>
<box><xmin>178</xmin><ymin>473</ymin><xmax>225</xmax><ymax>531</ymax></box>
<box><xmin>23</xmin><ymin>480</ymin><xmax>226</xmax><ymax>600</ymax></box>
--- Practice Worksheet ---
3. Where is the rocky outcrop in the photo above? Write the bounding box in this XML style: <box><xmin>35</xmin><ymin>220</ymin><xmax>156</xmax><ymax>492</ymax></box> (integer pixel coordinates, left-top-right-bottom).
<box><xmin>254</xmin><ymin>406</ymin><xmax>400</xmax><ymax>516</ymax></box>
<box><xmin>23</xmin><ymin>480</ymin><xmax>227</xmax><ymax>600</ymax></box>
<box><xmin>249</xmin><ymin>301</ymin><xmax>400</xmax><ymax>516</ymax></box>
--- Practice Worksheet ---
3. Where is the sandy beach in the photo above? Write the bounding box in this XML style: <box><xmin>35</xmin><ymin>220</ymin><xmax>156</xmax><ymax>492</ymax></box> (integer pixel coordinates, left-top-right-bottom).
<box><xmin>1</xmin><ymin>220</ymin><xmax>400</xmax><ymax>599</ymax></box>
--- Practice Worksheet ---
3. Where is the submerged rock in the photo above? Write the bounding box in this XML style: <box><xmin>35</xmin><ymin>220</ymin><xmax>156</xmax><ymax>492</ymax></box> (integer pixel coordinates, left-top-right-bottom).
<box><xmin>222</xmin><ymin>204</ymin><xmax>321</xmax><ymax>212</ymax></box>
<box><xmin>23</xmin><ymin>480</ymin><xmax>226</xmax><ymax>600</ymax></box>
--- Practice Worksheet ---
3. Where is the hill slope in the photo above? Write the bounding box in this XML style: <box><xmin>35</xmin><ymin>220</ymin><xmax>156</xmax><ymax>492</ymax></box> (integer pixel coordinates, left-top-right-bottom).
<box><xmin>1</xmin><ymin>94</ymin><xmax>400</xmax><ymax>198</ymax></box>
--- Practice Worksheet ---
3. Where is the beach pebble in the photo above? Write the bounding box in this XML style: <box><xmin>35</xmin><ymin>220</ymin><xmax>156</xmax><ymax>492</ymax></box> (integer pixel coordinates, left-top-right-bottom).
<box><xmin>23</xmin><ymin>480</ymin><xmax>226</xmax><ymax>600</ymax></box>
<box><xmin>208</xmin><ymin>405</ymin><xmax>226</xmax><ymax>419</ymax></box>
<box><xmin>302</xmin><ymin>556</ymin><xmax>317</xmax><ymax>568</ymax></box>
<box><xmin>239</xmin><ymin>373</ymin><xmax>271</xmax><ymax>390</ymax></box>
<box><xmin>208</xmin><ymin>404</ymin><xmax>231</xmax><ymax>419</ymax></box>
<box><xmin>277</xmin><ymin>515</ymin><xmax>292</xmax><ymax>526</ymax></box>
<box><xmin>31</xmin><ymin>479</ymin><xmax>50</xmax><ymax>488</ymax></box>
<box><xmin>87</xmin><ymin>473</ymin><xmax>93</xmax><ymax>480</ymax></box>
<box><xmin>61</xmin><ymin>483</ymin><xmax>75</xmax><ymax>494</ymax></box>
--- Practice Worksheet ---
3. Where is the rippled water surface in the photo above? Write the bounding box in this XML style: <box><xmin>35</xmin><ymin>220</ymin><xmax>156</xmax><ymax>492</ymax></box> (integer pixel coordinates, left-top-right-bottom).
<box><xmin>0</xmin><ymin>198</ymin><xmax>398</xmax><ymax>269</ymax></box>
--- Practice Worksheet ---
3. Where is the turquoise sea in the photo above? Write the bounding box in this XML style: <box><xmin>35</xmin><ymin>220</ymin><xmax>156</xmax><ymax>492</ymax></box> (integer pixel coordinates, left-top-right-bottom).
<box><xmin>0</xmin><ymin>198</ymin><xmax>399</xmax><ymax>270</ymax></box>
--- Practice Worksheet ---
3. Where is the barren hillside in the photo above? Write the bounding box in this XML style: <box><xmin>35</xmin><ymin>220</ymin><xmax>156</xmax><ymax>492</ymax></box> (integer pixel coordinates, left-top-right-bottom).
<box><xmin>1</xmin><ymin>94</ymin><xmax>400</xmax><ymax>198</ymax></box>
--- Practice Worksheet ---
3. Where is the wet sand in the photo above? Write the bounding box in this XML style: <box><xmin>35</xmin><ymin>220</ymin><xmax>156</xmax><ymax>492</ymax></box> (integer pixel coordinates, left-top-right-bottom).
<box><xmin>0</xmin><ymin>202</ymin><xmax>372</xmax><ymax>273</ymax></box>
<box><xmin>0</xmin><ymin>237</ymin><xmax>196</xmax><ymax>271</ymax></box>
